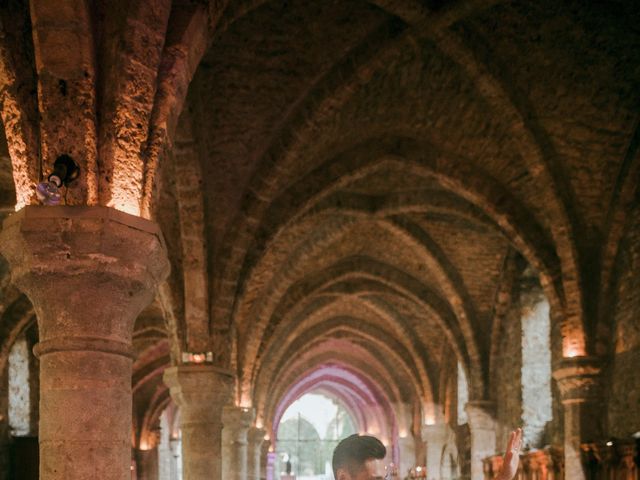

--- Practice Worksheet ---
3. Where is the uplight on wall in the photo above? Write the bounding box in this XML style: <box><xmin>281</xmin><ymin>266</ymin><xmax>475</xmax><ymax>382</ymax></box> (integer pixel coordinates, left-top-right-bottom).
<box><xmin>36</xmin><ymin>155</ymin><xmax>80</xmax><ymax>205</ymax></box>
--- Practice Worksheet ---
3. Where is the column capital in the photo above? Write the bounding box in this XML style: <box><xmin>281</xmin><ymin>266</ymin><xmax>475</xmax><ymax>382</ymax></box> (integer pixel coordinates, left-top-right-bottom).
<box><xmin>0</xmin><ymin>206</ymin><xmax>169</xmax><ymax>340</ymax></box>
<box><xmin>248</xmin><ymin>426</ymin><xmax>267</xmax><ymax>446</ymax></box>
<box><xmin>165</xmin><ymin>365</ymin><xmax>234</xmax><ymax>480</ymax></box>
<box><xmin>552</xmin><ymin>357</ymin><xmax>603</xmax><ymax>404</ymax></box>
<box><xmin>164</xmin><ymin>365</ymin><xmax>234</xmax><ymax>418</ymax></box>
<box><xmin>465</xmin><ymin>400</ymin><xmax>496</xmax><ymax>430</ymax></box>
<box><xmin>223</xmin><ymin>405</ymin><xmax>255</xmax><ymax>442</ymax></box>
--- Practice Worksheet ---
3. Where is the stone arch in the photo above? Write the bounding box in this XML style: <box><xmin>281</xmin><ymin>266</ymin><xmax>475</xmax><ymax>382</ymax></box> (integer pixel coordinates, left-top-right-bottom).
<box><xmin>597</xmin><ymin>117</ymin><xmax>640</xmax><ymax>352</ymax></box>
<box><xmin>240</xmin><ymin>255</ymin><xmax>475</xmax><ymax>400</ymax></box>
<box><xmin>164</xmin><ymin>107</ymin><xmax>211</xmax><ymax>354</ymax></box>
<box><xmin>0</xmin><ymin>294</ymin><xmax>35</xmax><ymax>375</ymax></box>
<box><xmin>255</xmin><ymin>317</ymin><xmax>431</xmax><ymax>409</ymax></box>
<box><xmin>205</xmin><ymin>0</ymin><xmax>589</xmax><ymax>362</ymax></box>
<box><xmin>138</xmin><ymin>387</ymin><xmax>171</xmax><ymax>451</ymax></box>
<box><xmin>260</xmin><ymin>362</ymin><xmax>400</xmax><ymax>451</ymax></box>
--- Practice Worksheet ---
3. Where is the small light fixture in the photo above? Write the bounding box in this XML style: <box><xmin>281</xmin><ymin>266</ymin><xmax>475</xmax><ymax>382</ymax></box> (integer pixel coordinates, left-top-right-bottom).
<box><xmin>181</xmin><ymin>351</ymin><xmax>213</xmax><ymax>364</ymax></box>
<box><xmin>36</xmin><ymin>154</ymin><xmax>80</xmax><ymax>205</ymax></box>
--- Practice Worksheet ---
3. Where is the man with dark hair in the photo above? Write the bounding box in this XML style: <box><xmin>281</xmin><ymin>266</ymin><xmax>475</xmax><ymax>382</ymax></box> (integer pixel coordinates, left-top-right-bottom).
<box><xmin>332</xmin><ymin>428</ymin><xmax>522</xmax><ymax>480</ymax></box>
<box><xmin>332</xmin><ymin>434</ymin><xmax>387</xmax><ymax>480</ymax></box>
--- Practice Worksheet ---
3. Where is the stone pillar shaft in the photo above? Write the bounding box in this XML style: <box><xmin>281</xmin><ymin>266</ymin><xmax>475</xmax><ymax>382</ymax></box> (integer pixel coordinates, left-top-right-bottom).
<box><xmin>136</xmin><ymin>448</ymin><xmax>159</xmax><ymax>480</ymax></box>
<box><xmin>247</xmin><ymin>427</ymin><xmax>266</xmax><ymax>480</ymax></box>
<box><xmin>465</xmin><ymin>401</ymin><xmax>497</xmax><ymax>480</ymax></box>
<box><xmin>164</xmin><ymin>365</ymin><xmax>233</xmax><ymax>480</ymax></box>
<box><xmin>0</xmin><ymin>207</ymin><xmax>169</xmax><ymax>480</ymax></box>
<box><xmin>223</xmin><ymin>406</ymin><xmax>254</xmax><ymax>480</ymax></box>
<box><xmin>422</xmin><ymin>423</ymin><xmax>449</xmax><ymax>480</ymax></box>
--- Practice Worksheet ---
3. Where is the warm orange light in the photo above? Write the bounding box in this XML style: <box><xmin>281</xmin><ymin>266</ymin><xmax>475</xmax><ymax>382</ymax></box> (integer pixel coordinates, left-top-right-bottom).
<box><xmin>564</xmin><ymin>346</ymin><xmax>581</xmax><ymax>358</ymax></box>
<box><xmin>399</xmin><ymin>430</ymin><xmax>408</xmax><ymax>438</ymax></box>
<box><xmin>563</xmin><ymin>337</ymin><xmax>585</xmax><ymax>358</ymax></box>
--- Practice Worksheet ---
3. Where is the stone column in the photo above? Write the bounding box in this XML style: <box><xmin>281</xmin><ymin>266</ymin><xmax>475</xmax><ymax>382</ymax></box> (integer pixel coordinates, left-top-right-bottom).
<box><xmin>397</xmin><ymin>435</ymin><xmax>416</xmax><ymax>479</ymax></box>
<box><xmin>0</xmin><ymin>206</ymin><xmax>169</xmax><ymax>480</ymax></box>
<box><xmin>465</xmin><ymin>401</ymin><xmax>497</xmax><ymax>480</ymax></box>
<box><xmin>422</xmin><ymin>423</ymin><xmax>449</xmax><ymax>480</ymax></box>
<box><xmin>222</xmin><ymin>406</ymin><xmax>254</xmax><ymax>480</ymax></box>
<box><xmin>552</xmin><ymin>357</ymin><xmax>603</xmax><ymax>480</ymax></box>
<box><xmin>163</xmin><ymin>365</ymin><xmax>233</xmax><ymax>480</ymax></box>
<box><xmin>136</xmin><ymin>448</ymin><xmax>159</xmax><ymax>480</ymax></box>
<box><xmin>247</xmin><ymin>427</ymin><xmax>266</xmax><ymax>480</ymax></box>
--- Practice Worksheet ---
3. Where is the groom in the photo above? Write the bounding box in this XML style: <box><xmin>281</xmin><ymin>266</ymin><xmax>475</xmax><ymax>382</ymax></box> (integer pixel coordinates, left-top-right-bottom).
<box><xmin>332</xmin><ymin>428</ymin><xmax>523</xmax><ymax>480</ymax></box>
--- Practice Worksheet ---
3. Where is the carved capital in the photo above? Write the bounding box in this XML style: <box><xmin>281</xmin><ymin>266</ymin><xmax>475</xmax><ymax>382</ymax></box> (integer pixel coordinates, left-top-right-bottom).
<box><xmin>552</xmin><ymin>357</ymin><xmax>603</xmax><ymax>404</ymax></box>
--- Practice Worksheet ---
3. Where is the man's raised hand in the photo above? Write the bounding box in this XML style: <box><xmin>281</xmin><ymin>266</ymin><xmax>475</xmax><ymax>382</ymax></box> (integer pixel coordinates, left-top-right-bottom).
<box><xmin>498</xmin><ymin>428</ymin><xmax>523</xmax><ymax>480</ymax></box>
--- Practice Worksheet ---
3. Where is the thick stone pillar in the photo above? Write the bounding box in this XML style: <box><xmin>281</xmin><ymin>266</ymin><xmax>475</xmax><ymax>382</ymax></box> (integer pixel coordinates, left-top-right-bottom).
<box><xmin>163</xmin><ymin>365</ymin><xmax>233</xmax><ymax>480</ymax></box>
<box><xmin>465</xmin><ymin>401</ymin><xmax>497</xmax><ymax>480</ymax></box>
<box><xmin>136</xmin><ymin>448</ymin><xmax>159</xmax><ymax>480</ymax></box>
<box><xmin>222</xmin><ymin>406</ymin><xmax>254</xmax><ymax>480</ymax></box>
<box><xmin>552</xmin><ymin>357</ymin><xmax>603</xmax><ymax>480</ymax></box>
<box><xmin>247</xmin><ymin>427</ymin><xmax>266</xmax><ymax>480</ymax></box>
<box><xmin>0</xmin><ymin>206</ymin><xmax>169</xmax><ymax>480</ymax></box>
<box><xmin>422</xmin><ymin>423</ymin><xmax>449</xmax><ymax>480</ymax></box>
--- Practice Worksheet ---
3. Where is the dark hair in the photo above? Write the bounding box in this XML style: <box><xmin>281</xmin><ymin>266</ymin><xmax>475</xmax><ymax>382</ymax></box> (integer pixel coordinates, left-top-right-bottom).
<box><xmin>332</xmin><ymin>434</ymin><xmax>386</xmax><ymax>478</ymax></box>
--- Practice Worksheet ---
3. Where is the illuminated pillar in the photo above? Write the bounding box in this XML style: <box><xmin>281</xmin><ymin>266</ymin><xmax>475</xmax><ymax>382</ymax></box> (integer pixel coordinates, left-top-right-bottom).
<box><xmin>136</xmin><ymin>447</ymin><xmax>159</xmax><ymax>480</ymax></box>
<box><xmin>164</xmin><ymin>365</ymin><xmax>233</xmax><ymax>480</ymax></box>
<box><xmin>553</xmin><ymin>357</ymin><xmax>603</xmax><ymax>480</ymax></box>
<box><xmin>247</xmin><ymin>427</ymin><xmax>266</xmax><ymax>480</ymax></box>
<box><xmin>465</xmin><ymin>401</ymin><xmax>496</xmax><ymax>480</ymax></box>
<box><xmin>0</xmin><ymin>206</ymin><xmax>169</xmax><ymax>480</ymax></box>
<box><xmin>397</xmin><ymin>435</ymin><xmax>416</xmax><ymax>478</ymax></box>
<box><xmin>422</xmin><ymin>423</ymin><xmax>449</xmax><ymax>480</ymax></box>
<box><xmin>223</xmin><ymin>406</ymin><xmax>254</xmax><ymax>480</ymax></box>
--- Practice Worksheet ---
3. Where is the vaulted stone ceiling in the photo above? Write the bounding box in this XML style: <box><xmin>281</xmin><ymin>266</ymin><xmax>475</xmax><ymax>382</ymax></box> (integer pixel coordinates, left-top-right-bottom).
<box><xmin>152</xmin><ymin>0</ymin><xmax>640</xmax><ymax>423</ymax></box>
<box><xmin>0</xmin><ymin>0</ymin><xmax>638</xmax><ymax>453</ymax></box>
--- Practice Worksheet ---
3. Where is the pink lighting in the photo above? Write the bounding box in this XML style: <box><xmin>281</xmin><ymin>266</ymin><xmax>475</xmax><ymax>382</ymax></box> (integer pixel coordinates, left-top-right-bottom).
<box><xmin>269</xmin><ymin>362</ymin><xmax>400</xmax><ymax>466</ymax></box>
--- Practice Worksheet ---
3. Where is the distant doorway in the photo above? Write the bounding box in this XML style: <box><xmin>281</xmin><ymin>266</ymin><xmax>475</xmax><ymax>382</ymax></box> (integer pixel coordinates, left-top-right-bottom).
<box><xmin>275</xmin><ymin>392</ymin><xmax>357</xmax><ymax>480</ymax></box>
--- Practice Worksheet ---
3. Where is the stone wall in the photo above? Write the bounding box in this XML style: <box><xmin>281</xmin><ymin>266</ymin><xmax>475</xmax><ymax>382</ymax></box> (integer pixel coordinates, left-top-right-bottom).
<box><xmin>608</xmin><ymin>202</ymin><xmax>640</xmax><ymax>438</ymax></box>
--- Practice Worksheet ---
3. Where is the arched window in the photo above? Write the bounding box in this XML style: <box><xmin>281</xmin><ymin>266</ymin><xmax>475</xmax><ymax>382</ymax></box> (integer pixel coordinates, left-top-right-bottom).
<box><xmin>520</xmin><ymin>285</ymin><xmax>552</xmax><ymax>448</ymax></box>
<box><xmin>456</xmin><ymin>362</ymin><xmax>468</xmax><ymax>426</ymax></box>
<box><xmin>9</xmin><ymin>333</ymin><xmax>37</xmax><ymax>437</ymax></box>
<box><xmin>275</xmin><ymin>393</ymin><xmax>357</xmax><ymax>479</ymax></box>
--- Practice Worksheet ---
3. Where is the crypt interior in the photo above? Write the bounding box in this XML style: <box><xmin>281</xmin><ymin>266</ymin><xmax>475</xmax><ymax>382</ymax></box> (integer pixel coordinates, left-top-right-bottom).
<box><xmin>0</xmin><ymin>0</ymin><xmax>639</xmax><ymax>479</ymax></box>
